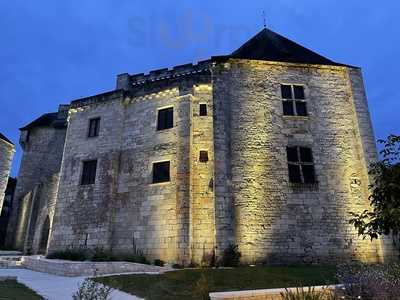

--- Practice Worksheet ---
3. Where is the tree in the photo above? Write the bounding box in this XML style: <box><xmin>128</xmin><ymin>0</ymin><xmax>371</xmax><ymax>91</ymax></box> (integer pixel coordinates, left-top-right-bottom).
<box><xmin>349</xmin><ymin>135</ymin><xmax>400</xmax><ymax>250</ymax></box>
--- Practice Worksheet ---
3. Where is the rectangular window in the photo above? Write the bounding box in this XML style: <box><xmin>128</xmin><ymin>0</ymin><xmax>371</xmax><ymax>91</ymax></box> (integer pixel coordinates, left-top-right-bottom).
<box><xmin>157</xmin><ymin>107</ymin><xmax>173</xmax><ymax>130</ymax></box>
<box><xmin>199</xmin><ymin>151</ymin><xmax>209</xmax><ymax>163</ymax></box>
<box><xmin>152</xmin><ymin>161</ymin><xmax>170</xmax><ymax>183</ymax></box>
<box><xmin>281</xmin><ymin>84</ymin><xmax>308</xmax><ymax>116</ymax></box>
<box><xmin>88</xmin><ymin>118</ymin><xmax>100</xmax><ymax>137</ymax></box>
<box><xmin>286</xmin><ymin>146</ymin><xmax>316</xmax><ymax>184</ymax></box>
<box><xmin>81</xmin><ymin>160</ymin><xmax>97</xmax><ymax>185</ymax></box>
<box><xmin>199</xmin><ymin>104</ymin><xmax>207</xmax><ymax>116</ymax></box>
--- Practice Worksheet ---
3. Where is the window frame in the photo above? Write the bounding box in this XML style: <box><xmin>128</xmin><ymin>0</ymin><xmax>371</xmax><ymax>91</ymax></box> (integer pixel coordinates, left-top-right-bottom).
<box><xmin>152</xmin><ymin>161</ymin><xmax>171</xmax><ymax>184</ymax></box>
<box><xmin>199</xmin><ymin>103</ymin><xmax>208</xmax><ymax>116</ymax></box>
<box><xmin>81</xmin><ymin>159</ymin><xmax>98</xmax><ymax>185</ymax></box>
<box><xmin>199</xmin><ymin>150</ymin><xmax>209</xmax><ymax>163</ymax></box>
<box><xmin>156</xmin><ymin>106</ymin><xmax>174</xmax><ymax>131</ymax></box>
<box><xmin>286</xmin><ymin>146</ymin><xmax>316</xmax><ymax>184</ymax></box>
<box><xmin>281</xmin><ymin>84</ymin><xmax>308</xmax><ymax>117</ymax></box>
<box><xmin>88</xmin><ymin>117</ymin><xmax>101</xmax><ymax>138</ymax></box>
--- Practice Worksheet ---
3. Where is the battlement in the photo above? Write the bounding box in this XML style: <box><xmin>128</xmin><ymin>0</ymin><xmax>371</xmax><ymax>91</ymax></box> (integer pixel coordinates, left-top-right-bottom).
<box><xmin>116</xmin><ymin>60</ymin><xmax>212</xmax><ymax>90</ymax></box>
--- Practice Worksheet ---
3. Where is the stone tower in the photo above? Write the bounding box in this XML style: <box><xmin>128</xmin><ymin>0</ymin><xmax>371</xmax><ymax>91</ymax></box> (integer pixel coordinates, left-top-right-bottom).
<box><xmin>0</xmin><ymin>133</ymin><xmax>15</xmax><ymax>213</ymax></box>
<box><xmin>5</xmin><ymin>105</ymin><xmax>68</xmax><ymax>253</ymax></box>
<box><xmin>12</xmin><ymin>28</ymin><xmax>396</xmax><ymax>264</ymax></box>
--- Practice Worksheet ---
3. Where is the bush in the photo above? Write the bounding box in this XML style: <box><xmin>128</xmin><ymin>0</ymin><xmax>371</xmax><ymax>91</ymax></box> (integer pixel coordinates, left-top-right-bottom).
<box><xmin>280</xmin><ymin>287</ymin><xmax>338</xmax><ymax>300</ymax></box>
<box><xmin>47</xmin><ymin>249</ymin><xmax>88</xmax><ymax>261</ymax></box>
<box><xmin>195</xmin><ymin>273</ymin><xmax>213</xmax><ymax>300</ymax></box>
<box><xmin>72</xmin><ymin>278</ymin><xmax>113</xmax><ymax>300</ymax></box>
<box><xmin>47</xmin><ymin>248</ymin><xmax>151</xmax><ymax>265</ymax></box>
<box><xmin>120</xmin><ymin>249</ymin><xmax>150</xmax><ymax>265</ymax></box>
<box><xmin>172</xmin><ymin>263</ymin><xmax>184</xmax><ymax>269</ymax></box>
<box><xmin>91</xmin><ymin>248</ymin><xmax>114</xmax><ymax>262</ymax></box>
<box><xmin>220</xmin><ymin>244</ymin><xmax>241</xmax><ymax>267</ymax></box>
<box><xmin>337</xmin><ymin>263</ymin><xmax>400</xmax><ymax>300</ymax></box>
<box><xmin>154</xmin><ymin>259</ymin><xmax>165</xmax><ymax>267</ymax></box>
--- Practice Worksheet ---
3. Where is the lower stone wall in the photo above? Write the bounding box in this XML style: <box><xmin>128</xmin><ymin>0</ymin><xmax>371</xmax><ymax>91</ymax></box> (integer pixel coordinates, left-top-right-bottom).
<box><xmin>210</xmin><ymin>285</ymin><xmax>338</xmax><ymax>300</ymax></box>
<box><xmin>22</xmin><ymin>256</ymin><xmax>170</xmax><ymax>277</ymax></box>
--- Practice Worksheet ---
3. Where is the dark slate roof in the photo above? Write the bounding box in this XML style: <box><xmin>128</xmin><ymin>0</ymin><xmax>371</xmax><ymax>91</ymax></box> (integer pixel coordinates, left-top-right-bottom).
<box><xmin>0</xmin><ymin>132</ymin><xmax>13</xmax><ymax>145</ymax></box>
<box><xmin>219</xmin><ymin>28</ymin><xmax>347</xmax><ymax>67</ymax></box>
<box><xmin>19</xmin><ymin>112</ymin><xmax>66</xmax><ymax>131</ymax></box>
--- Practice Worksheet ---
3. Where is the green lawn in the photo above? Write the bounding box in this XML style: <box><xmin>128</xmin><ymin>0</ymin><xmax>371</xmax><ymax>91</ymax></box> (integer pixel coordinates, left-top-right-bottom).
<box><xmin>0</xmin><ymin>280</ymin><xmax>43</xmax><ymax>300</ymax></box>
<box><xmin>96</xmin><ymin>265</ymin><xmax>337</xmax><ymax>300</ymax></box>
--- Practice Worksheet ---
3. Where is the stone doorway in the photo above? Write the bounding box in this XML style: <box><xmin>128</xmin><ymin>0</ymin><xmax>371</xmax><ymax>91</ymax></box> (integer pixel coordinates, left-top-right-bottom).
<box><xmin>38</xmin><ymin>216</ymin><xmax>50</xmax><ymax>254</ymax></box>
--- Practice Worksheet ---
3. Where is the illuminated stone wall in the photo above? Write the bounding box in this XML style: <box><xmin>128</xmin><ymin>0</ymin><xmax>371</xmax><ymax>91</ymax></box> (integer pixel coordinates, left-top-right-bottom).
<box><xmin>213</xmin><ymin>59</ymin><xmax>394</xmax><ymax>264</ymax></box>
<box><xmin>24</xmin><ymin>174</ymin><xmax>60</xmax><ymax>254</ymax></box>
<box><xmin>0</xmin><ymin>138</ymin><xmax>14</xmax><ymax>214</ymax></box>
<box><xmin>16</xmin><ymin>58</ymin><xmax>394</xmax><ymax>264</ymax></box>
<box><xmin>49</xmin><ymin>82</ymin><xmax>215</xmax><ymax>264</ymax></box>
<box><xmin>6</xmin><ymin>125</ymin><xmax>66</xmax><ymax>249</ymax></box>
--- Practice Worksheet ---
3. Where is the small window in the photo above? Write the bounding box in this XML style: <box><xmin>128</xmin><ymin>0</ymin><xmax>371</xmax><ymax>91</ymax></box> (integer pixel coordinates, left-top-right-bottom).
<box><xmin>152</xmin><ymin>161</ymin><xmax>170</xmax><ymax>183</ymax></box>
<box><xmin>88</xmin><ymin>118</ymin><xmax>100</xmax><ymax>137</ymax></box>
<box><xmin>81</xmin><ymin>160</ymin><xmax>97</xmax><ymax>185</ymax></box>
<box><xmin>281</xmin><ymin>84</ymin><xmax>308</xmax><ymax>116</ymax></box>
<box><xmin>199</xmin><ymin>104</ymin><xmax>207</xmax><ymax>116</ymax></box>
<box><xmin>286</xmin><ymin>146</ymin><xmax>316</xmax><ymax>184</ymax></box>
<box><xmin>199</xmin><ymin>151</ymin><xmax>209</xmax><ymax>163</ymax></box>
<box><xmin>157</xmin><ymin>107</ymin><xmax>173</xmax><ymax>130</ymax></box>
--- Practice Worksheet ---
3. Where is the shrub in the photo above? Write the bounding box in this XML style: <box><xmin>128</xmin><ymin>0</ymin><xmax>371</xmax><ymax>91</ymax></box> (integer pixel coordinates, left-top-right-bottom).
<box><xmin>47</xmin><ymin>247</ymin><xmax>151</xmax><ymax>264</ymax></box>
<box><xmin>154</xmin><ymin>259</ymin><xmax>165</xmax><ymax>267</ymax></box>
<box><xmin>172</xmin><ymin>263</ymin><xmax>184</xmax><ymax>269</ymax></box>
<box><xmin>72</xmin><ymin>278</ymin><xmax>113</xmax><ymax>300</ymax></box>
<box><xmin>337</xmin><ymin>263</ymin><xmax>400</xmax><ymax>300</ymax></box>
<box><xmin>91</xmin><ymin>248</ymin><xmax>113</xmax><ymax>262</ymax></box>
<box><xmin>195</xmin><ymin>273</ymin><xmax>213</xmax><ymax>300</ymax></box>
<box><xmin>47</xmin><ymin>249</ymin><xmax>88</xmax><ymax>261</ymax></box>
<box><xmin>220</xmin><ymin>244</ymin><xmax>241</xmax><ymax>267</ymax></box>
<box><xmin>280</xmin><ymin>287</ymin><xmax>338</xmax><ymax>300</ymax></box>
<box><xmin>120</xmin><ymin>249</ymin><xmax>150</xmax><ymax>265</ymax></box>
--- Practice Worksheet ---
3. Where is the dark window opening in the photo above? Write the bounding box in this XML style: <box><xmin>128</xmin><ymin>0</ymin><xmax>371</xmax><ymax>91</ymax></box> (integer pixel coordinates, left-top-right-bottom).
<box><xmin>295</xmin><ymin>102</ymin><xmax>307</xmax><ymax>116</ymax></box>
<box><xmin>153</xmin><ymin>161</ymin><xmax>170</xmax><ymax>183</ymax></box>
<box><xmin>88</xmin><ymin>118</ymin><xmax>100</xmax><ymax>137</ymax></box>
<box><xmin>281</xmin><ymin>84</ymin><xmax>308</xmax><ymax>116</ymax></box>
<box><xmin>288</xmin><ymin>164</ymin><xmax>302</xmax><ymax>183</ymax></box>
<box><xmin>199</xmin><ymin>104</ymin><xmax>207</xmax><ymax>116</ymax></box>
<box><xmin>300</xmin><ymin>147</ymin><xmax>313</xmax><ymax>163</ymax></box>
<box><xmin>281</xmin><ymin>84</ymin><xmax>292</xmax><ymax>99</ymax></box>
<box><xmin>286</xmin><ymin>146</ymin><xmax>316</xmax><ymax>184</ymax></box>
<box><xmin>302</xmin><ymin>165</ymin><xmax>316</xmax><ymax>183</ymax></box>
<box><xmin>286</xmin><ymin>146</ymin><xmax>299</xmax><ymax>162</ymax></box>
<box><xmin>157</xmin><ymin>107</ymin><xmax>173</xmax><ymax>130</ymax></box>
<box><xmin>199</xmin><ymin>151</ymin><xmax>209</xmax><ymax>163</ymax></box>
<box><xmin>81</xmin><ymin>160</ymin><xmax>97</xmax><ymax>185</ymax></box>
<box><xmin>294</xmin><ymin>85</ymin><xmax>305</xmax><ymax>99</ymax></box>
<box><xmin>283</xmin><ymin>101</ymin><xmax>295</xmax><ymax>116</ymax></box>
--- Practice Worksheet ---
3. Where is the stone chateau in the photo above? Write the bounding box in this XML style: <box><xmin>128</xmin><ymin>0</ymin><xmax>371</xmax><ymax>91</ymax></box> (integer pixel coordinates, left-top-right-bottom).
<box><xmin>2</xmin><ymin>28</ymin><xmax>396</xmax><ymax>264</ymax></box>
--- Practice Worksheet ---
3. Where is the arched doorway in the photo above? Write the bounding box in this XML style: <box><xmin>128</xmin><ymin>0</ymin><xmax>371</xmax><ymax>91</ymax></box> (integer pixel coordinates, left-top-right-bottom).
<box><xmin>39</xmin><ymin>216</ymin><xmax>50</xmax><ymax>254</ymax></box>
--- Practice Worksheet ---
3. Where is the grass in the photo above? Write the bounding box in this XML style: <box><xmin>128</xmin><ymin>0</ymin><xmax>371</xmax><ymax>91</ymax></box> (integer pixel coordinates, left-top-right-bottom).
<box><xmin>0</xmin><ymin>280</ymin><xmax>44</xmax><ymax>300</ymax></box>
<box><xmin>95</xmin><ymin>265</ymin><xmax>337</xmax><ymax>300</ymax></box>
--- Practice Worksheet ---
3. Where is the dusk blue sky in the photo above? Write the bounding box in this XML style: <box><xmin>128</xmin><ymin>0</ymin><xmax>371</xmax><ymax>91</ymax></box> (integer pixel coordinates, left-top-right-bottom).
<box><xmin>1</xmin><ymin>0</ymin><xmax>399</xmax><ymax>176</ymax></box>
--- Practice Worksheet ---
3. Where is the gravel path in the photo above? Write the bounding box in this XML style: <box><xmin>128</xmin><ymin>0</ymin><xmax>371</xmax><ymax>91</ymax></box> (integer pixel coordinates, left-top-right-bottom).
<box><xmin>0</xmin><ymin>268</ymin><xmax>141</xmax><ymax>300</ymax></box>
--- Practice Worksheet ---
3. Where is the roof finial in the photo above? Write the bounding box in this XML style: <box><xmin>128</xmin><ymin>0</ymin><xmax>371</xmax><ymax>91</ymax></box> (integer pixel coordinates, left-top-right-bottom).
<box><xmin>262</xmin><ymin>10</ymin><xmax>267</xmax><ymax>29</ymax></box>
